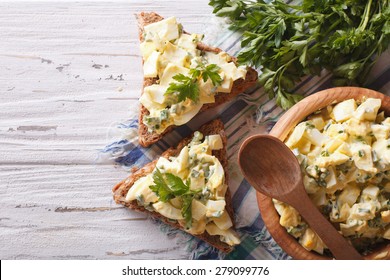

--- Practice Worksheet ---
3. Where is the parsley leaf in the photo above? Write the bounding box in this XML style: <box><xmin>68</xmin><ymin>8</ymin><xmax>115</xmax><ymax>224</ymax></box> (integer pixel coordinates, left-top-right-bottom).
<box><xmin>165</xmin><ymin>74</ymin><xmax>200</xmax><ymax>103</ymax></box>
<box><xmin>165</xmin><ymin>62</ymin><xmax>222</xmax><ymax>103</ymax></box>
<box><xmin>164</xmin><ymin>173</ymin><xmax>189</xmax><ymax>196</ymax></box>
<box><xmin>150</xmin><ymin>168</ymin><xmax>190</xmax><ymax>201</ymax></box>
<box><xmin>149</xmin><ymin>169</ymin><xmax>201</xmax><ymax>228</ymax></box>
<box><xmin>149</xmin><ymin>168</ymin><xmax>175</xmax><ymax>202</ymax></box>
<box><xmin>149</xmin><ymin>168</ymin><xmax>174</xmax><ymax>202</ymax></box>
<box><xmin>191</xmin><ymin>63</ymin><xmax>223</xmax><ymax>86</ymax></box>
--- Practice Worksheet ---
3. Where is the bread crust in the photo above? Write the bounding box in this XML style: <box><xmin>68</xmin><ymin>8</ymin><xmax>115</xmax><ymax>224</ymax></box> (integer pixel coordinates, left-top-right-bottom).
<box><xmin>113</xmin><ymin>119</ymin><xmax>236</xmax><ymax>253</ymax></box>
<box><xmin>136</xmin><ymin>12</ymin><xmax>258</xmax><ymax>147</ymax></box>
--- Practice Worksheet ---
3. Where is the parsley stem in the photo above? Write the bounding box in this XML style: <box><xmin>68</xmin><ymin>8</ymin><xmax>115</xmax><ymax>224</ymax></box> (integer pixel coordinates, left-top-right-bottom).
<box><xmin>363</xmin><ymin>34</ymin><xmax>383</xmax><ymax>65</ymax></box>
<box><xmin>358</xmin><ymin>0</ymin><xmax>373</xmax><ymax>32</ymax></box>
<box><xmin>322</xmin><ymin>18</ymin><xmax>342</xmax><ymax>39</ymax></box>
<box><xmin>276</xmin><ymin>56</ymin><xmax>299</xmax><ymax>89</ymax></box>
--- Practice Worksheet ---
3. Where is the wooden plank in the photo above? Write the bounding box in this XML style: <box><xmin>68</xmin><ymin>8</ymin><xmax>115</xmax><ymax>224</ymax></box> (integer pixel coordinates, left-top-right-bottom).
<box><xmin>0</xmin><ymin>164</ymin><xmax>191</xmax><ymax>259</ymax></box>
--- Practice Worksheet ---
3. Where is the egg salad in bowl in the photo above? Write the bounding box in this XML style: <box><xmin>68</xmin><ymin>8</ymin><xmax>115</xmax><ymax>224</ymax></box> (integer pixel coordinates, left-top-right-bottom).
<box><xmin>275</xmin><ymin>97</ymin><xmax>390</xmax><ymax>255</ymax></box>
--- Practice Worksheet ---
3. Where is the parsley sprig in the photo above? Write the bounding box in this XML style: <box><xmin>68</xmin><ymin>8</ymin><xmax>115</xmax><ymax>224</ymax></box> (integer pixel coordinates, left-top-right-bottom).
<box><xmin>149</xmin><ymin>168</ymin><xmax>201</xmax><ymax>228</ymax></box>
<box><xmin>165</xmin><ymin>74</ymin><xmax>200</xmax><ymax>103</ymax></box>
<box><xmin>191</xmin><ymin>63</ymin><xmax>223</xmax><ymax>86</ymax></box>
<box><xmin>165</xmin><ymin>62</ymin><xmax>223</xmax><ymax>103</ymax></box>
<box><xmin>209</xmin><ymin>0</ymin><xmax>390</xmax><ymax>109</ymax></box>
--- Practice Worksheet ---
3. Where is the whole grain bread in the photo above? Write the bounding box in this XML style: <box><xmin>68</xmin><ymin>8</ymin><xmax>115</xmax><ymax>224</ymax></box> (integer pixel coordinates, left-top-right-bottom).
<box><xmin>137</xmin><ymin>12</ymin><xmax>258</xmax><ymax>147</ymax></box>
<box><xmin>113</xmin><ymin>118</ymin><xmax>237</xmax><ymax>253</ymax></box>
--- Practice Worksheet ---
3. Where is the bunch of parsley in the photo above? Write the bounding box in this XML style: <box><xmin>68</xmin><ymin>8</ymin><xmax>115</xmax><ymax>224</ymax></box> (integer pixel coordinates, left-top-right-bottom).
<box><xmin>209</xmin><ymin>0</ymin><xmax>390</xmax><ymax>109</ymax></box>
<box><xmin>149</xmin><ymin>168</ymin><xmax>201</xmax><ymax>228</ymax></box>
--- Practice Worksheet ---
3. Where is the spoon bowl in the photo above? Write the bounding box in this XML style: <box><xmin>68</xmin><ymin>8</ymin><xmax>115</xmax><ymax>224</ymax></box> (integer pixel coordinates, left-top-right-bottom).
<box><xmin>238</xmin><ymin>135</ymin><xmax>302</xmax><ymax>199</ymax></box>
<box><xmin>239</xmin><ymin>134</ymin><xmax>363</xmax><ymax>260</ymax></box>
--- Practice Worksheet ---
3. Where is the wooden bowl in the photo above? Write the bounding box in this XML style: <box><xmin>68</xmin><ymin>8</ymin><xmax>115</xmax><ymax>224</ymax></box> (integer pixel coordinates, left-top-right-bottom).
<box><xmin>257</xmin><ymin>87</ymin><xmax>390</xmax><ymax>260</ymax></box>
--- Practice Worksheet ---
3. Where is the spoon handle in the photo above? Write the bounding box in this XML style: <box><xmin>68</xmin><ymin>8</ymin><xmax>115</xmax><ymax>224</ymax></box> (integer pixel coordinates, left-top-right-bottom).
<box><xmin>287</xmin><ymin>187</ymin><xmax>363</xmax><ymax>260</ymax></box>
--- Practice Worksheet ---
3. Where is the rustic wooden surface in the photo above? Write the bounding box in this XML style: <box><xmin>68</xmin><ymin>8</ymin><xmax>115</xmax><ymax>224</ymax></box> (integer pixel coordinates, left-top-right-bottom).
<box><xmin>0</xmin><ymin>0</ymin><xmax>215</xmax><ymax>260</ymax></box>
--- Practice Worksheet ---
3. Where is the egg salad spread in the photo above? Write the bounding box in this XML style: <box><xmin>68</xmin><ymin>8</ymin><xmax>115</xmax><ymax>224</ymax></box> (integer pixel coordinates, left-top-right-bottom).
<box><xmin>139</xmin><ymin>17</ymin><xmax>247</xmax><ymax>133</ymax></box>
<box><xmin>125</xmin><ymin>132</ymin><xmax>240</xmax><ymax>246</ymax></box>
<box><xmin>277</xmin><ymin>98</ymin><xmax>390</xmax><ymax>254</ymax></box>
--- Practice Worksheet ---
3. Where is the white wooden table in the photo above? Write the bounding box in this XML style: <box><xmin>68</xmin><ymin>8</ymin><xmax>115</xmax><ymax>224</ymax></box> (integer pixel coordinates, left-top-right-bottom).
<box><xmin>0</xmin><ymin>0</ymin><xmax>215</xmax><ymax>259</ymax></box>
<box><xmin>2</xmin><ymin>1</ymin><xmax>390</xmax><ymax>261</ymax></box>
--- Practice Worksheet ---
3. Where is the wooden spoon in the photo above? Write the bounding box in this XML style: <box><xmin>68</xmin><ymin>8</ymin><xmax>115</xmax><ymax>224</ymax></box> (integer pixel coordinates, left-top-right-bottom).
<box><xmin>238</xmin><ymin>134</ymin><xmax>363</xmax><ymax>260</ymax></box>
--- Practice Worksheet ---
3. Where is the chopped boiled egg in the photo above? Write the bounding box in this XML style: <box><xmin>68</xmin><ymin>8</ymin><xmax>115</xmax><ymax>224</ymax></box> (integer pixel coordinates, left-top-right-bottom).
<box><xmin>354</xmin><ymin>98</ymin><xmax>381</xmax><ymax>121</ymax></box>
<box><xmin>331</xmin><ymin>99</ymin><xmax>356</xmax><ymax>122</ymax></box>
<box><xmin>143</xmin><ymin>51</ymin><xmax>160</xmax><ymax>78</ymax></box>
<box><xmin>125</xmin><ymin>174</ymin><xmax>158</xmax><ymax>204</ymax></box>
<box><xmin>205</xmin><ymin>200</ymin><xmax>226</xmax><ymax>218</ymax></box>
<box><xmin>153</xmin><ymin>201</ymin><xmax>184</xmax><ymax>220</ymax></box>
<box><xmin>206</xmin><ymin>134</ymin><xmax>223</xmax><ymax>150</ymax></box>
<box><xmin>144</xmin><ymin>16</ymin><xmax>180</xmax><ymax>42</ymax></box>
<box><xmin>205</xmin><ymin>224</ymin><xmax>240</xmax><ymax>246</ymax></box>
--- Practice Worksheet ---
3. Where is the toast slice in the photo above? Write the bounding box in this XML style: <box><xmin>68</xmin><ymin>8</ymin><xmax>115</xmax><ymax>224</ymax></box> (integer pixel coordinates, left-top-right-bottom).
<box><xmin>113</xmin><ymin>119</ymin><xmax>238</xmax><ymax>253</ymax></box>
<box><xmin>137</xmin><ymin>12</ymin><xmax>258</xmax><ymax>147</ymax></box>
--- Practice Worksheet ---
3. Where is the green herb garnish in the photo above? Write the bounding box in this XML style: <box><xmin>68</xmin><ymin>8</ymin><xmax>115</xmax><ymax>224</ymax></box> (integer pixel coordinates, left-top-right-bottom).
<box><xmin>191</xmin><ymin>62</ymin><xmax>223</xmax><ymax>86</ymax></box>
<box><xmin>149</xmin><ymin>168</ymin><xmax>177</xmax><ymax>202</ymax></box>
<box><xmin>165</xmin><ymin>73</ymin><xmax>200</xmax><ymax>103</ymax></box>
<box><xmin>149</xmin><ymin>168</ymin><xmax>201</xmax><ymax>228</ymax></box>
<box><xmin>209</xmin><ymin>0</ymin><xmax>390</xmax><ymax>109</ymax></box>
<box><xmin>165</xmin><ymin>63</ymin><xmax>222</xmax><ymax>102</ymax></box>
<box><xmin>181</xmin><ymin>194</ymin><xmax>194</xmax><ymax>228</ymax></box>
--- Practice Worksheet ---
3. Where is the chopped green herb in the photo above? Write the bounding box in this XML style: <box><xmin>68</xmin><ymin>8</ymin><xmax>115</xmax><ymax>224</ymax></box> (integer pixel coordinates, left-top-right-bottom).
<box><xmin>358</xmin><ymin>150</ymin><xmax>365</xmax><ymax>157</ymax></box>
<box><xmin>368</xmin><ymin>216</ymin><xmax>382</xmax><ymax>228</ymax></box>
<box><xmin>364</xmin><ymin>174</ymin><xmax>372</xmax><ymax>180</ymax></box>
<box><xmin>356</xmin><ymin>136</ymin><xmax>365</xmax><ymax>142</ymax></box>
<box><xmin>136</xmin><ymin>194</ymin><xmax>144</xmax><ymax>205</ymax></box>
<box><xmin>160</xmin><ymin>109</ymin><xmax>169</xmax><ymax>121</ymax></box>
<box><xmin>305</xmin><ymin>122</ymin><xmax>315</xmax><ymax>129</ymax></box>
<box><xmin>321</xmin><ymin>150</ymin><xmax>330</xmax><ymax>157</ymax></box>
<box><xmin>191</xmin><ymin>169</ymin><xmax>200</xmax><ymax>178</ymax></box>
<box><xmin>316</xmin><ymin>178</ymin><xmax>327</xmax><ymax>188</ymax></box>
<box><xmin>358</xmin><ymin>208</ymin><xmax>371</xmax><ymax>213</ymax></box>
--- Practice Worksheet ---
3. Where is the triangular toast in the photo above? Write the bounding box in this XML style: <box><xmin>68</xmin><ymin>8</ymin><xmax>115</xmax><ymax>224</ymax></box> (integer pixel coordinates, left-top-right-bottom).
<box><xmin>137</xmin><ymin>12</ymin><xmax>258</xmax><ymax>147</ymax></box>
<box><xmin>113</xmin><ymin>119</ymin><xmax>238</xmax><ymax>253</ymax></box>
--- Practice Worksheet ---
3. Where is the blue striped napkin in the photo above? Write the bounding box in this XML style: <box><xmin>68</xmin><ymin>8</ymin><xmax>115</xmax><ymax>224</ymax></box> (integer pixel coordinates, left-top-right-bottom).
<box><xmin>101</xmin><ymin>11</ymin><xmax>390</xmax><ymax>260</ymax></box>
